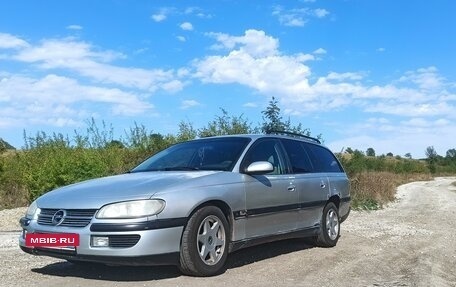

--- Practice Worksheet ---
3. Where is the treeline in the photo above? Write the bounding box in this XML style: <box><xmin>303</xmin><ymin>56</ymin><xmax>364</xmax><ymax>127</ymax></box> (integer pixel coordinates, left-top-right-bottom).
<box><xmin>0</xmin><ymin>98</ymin><xmax>312</xmax><ymax>208</ymax></box>
<box><xmin>340</xmin><ymin>147</ymin><xmax>456</xmax><ymax>175</ymax></box>
<box><xmin>0</xmin><ymin>98</ymin><xmax>455</xmax><ymax>210</ymax></box>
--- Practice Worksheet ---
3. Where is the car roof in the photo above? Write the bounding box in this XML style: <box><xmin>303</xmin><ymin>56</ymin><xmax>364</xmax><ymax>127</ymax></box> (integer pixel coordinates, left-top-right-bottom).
<box><xmin>196</xmin><ymin>133</ymin><xmax>322</xmax><ymax>145</ymax></box>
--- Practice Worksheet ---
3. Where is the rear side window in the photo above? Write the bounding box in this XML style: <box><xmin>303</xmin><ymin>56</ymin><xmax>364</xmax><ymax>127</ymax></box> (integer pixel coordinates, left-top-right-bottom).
<box><xmin>280</xmin><ymin>139</ymin><xmax>314</xmax><ymax>173</ymax></box>
<box><xmin>305</xmin><ymin>144</ymin><xmax>343</xmax><ymax>173</ymax></box>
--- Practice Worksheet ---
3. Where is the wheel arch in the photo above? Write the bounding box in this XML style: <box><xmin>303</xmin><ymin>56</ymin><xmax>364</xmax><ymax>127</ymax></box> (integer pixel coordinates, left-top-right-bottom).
<box><xmin>327</xmin><ymin>195</ymin><xmax>340</xmax><ymax>209</ymax></box>
<box><xmin>184</xmin><ymin>200</ymin><xmax>234</xmax><ymax>240</ymax></box>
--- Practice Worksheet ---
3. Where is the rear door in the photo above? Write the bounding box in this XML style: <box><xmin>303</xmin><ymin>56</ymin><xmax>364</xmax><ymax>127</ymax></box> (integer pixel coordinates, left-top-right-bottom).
<box><xmin>242</xmin><ymin>138</ymin><xmax>299</xmax><ymax>238</ymax></box>
<box><xmin>305</xmin><ymin>143</ymin><xmax>348</xmax><ymax>203</ymax></box>
<box><xmin>280</xmin><ymin>139</ymin><xmax>327</xmax><ymax>229</ymax></box>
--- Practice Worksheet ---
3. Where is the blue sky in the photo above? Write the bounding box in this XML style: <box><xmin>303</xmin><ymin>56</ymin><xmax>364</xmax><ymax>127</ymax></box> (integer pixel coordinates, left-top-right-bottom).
<box><xmin>1</xmin><ymin>0</ymin><xmax>455</xmax><ymax>158</ymax></box>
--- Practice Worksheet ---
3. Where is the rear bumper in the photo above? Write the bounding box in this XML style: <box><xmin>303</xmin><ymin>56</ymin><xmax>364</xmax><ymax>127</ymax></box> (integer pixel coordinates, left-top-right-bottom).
<box><xmin>339</xmin><ymin>197</ymin><xmax>351</xmax><ymax>223</ymax></box>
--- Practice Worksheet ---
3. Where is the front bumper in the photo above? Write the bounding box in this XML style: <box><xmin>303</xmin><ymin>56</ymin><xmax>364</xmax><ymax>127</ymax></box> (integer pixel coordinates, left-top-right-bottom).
<box><xmin>19</xmin><ymin>217</ymin><xmax>184</xmax><ymax>266</ymax></box>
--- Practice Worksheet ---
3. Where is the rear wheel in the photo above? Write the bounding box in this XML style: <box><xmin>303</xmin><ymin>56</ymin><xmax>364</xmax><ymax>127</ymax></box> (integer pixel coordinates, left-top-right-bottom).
<box><xmin>316</xmin><ymin>202</ymin><xmax>340</xmax><ymax>247</ymax></box>
<box><xmin>179</xmin><ymin>206</ymin><xmax>229</xmax><ymax>276</ymax></box>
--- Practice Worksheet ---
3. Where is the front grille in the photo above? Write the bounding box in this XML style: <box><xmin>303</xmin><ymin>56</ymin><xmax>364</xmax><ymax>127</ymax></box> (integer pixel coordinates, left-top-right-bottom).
<box><xmin>108</xmin><ymin>235</ymin><xmax>141</xmax><ymax>248</ymax></box>
<box><xmin>38</xmin><ymin>209</ymin><xmax>97</xmax><ymax>227</ymax></box>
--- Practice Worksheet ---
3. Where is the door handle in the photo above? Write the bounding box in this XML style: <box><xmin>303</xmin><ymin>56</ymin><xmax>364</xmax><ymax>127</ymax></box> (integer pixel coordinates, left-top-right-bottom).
<box><xmin>287</xmin><ymin>185</ymin><xmax>296</xmax><ymax>192</ymax></box>
<box><xmin>320</xmin><ymin>182</ymin><xmax>326</xmax><ymax>189</ymax></box>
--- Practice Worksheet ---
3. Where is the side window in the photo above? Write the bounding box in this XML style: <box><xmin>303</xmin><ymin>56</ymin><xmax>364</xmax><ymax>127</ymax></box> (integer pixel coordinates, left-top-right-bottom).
<box><xmin>306</xmin><ymin>144</ymin><xmax>343</xmax><ymax>173</ymax></box>
<box><xmin>242</xmin><ymin>139</ymin><xmax>285</xmax><ymax>175</ymax></box>
<box><xmin>281</xmin><ymin>139</ymin><xmax>314</xmax><ymax>173</ymax></box>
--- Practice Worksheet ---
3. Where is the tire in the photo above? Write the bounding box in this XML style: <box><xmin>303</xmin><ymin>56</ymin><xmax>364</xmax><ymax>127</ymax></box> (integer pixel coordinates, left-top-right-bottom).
<box><xmin>316</xmin><ymin>202</ymin><xmax>340</xmax><ymax>247</ymax></box>
<box><xmin>179</xmin><ymin>206</ymin><xmax>229</xmax><ymax>276</ymax></box>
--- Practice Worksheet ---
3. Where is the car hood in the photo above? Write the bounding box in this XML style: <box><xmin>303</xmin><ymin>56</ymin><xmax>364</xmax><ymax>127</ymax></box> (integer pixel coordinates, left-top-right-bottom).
<box><xmin>36</xmin><ymin>171</ymin><xmax>220</xmax><ymax>209</ymax></box>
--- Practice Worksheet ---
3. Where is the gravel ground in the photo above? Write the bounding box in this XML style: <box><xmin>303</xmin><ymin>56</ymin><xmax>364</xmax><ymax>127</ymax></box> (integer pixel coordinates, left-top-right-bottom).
<box><xmin>0</xmin><ymin>177</ymin><xmax>455</xmax><ymax>287</ymax></box>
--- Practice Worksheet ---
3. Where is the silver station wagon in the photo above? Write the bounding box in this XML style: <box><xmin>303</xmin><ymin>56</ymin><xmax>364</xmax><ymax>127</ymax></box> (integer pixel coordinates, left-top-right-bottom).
<box><xmin>19</xmin><ymin>132</ymin><xmax>350</xmax><ymax>276</ymax></box>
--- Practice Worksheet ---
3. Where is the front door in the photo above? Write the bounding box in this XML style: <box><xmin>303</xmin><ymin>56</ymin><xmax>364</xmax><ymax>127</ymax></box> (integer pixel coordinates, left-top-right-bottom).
<box><xmin>242</xmin><ymin>139</ymin><xmax>298</xmax><ymax>238</ymax></box>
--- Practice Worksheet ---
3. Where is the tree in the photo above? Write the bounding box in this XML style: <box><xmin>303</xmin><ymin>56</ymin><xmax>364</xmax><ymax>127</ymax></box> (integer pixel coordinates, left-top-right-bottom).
<box><xmin>345</xmin><ymin>147</ymin><xmax>354</xmax><ymax>154</ymax></box>
<box><xmin>260</xmin><ymin>97</ymin><xmax>313</xmax><ymax>138</ymax></box>
<box><xmin>0</xmin><ymin>138</ymin><xmax>15</xmax><ymax>153</ymax></box>
<box><xmin>386</xmin><ymin>152</ymin><xmax>394</xmax><ymax>157</ymax></box>
<box><xmin>177</xmin><ymin>121</ymin><xmax>197</xmax><ymax>142</ymax></box>
<box><xmin>446</xmin><ymin>148</ymin><xmax>456</xmax><ymax>159</ymax></box>
<box><xmin>198</xmin><ymin>108</ymin><xmax>252</xmax><ymax>137</ymax></box>
<box><xmin>261</xmin><ymin>97</ymin><xmax>285</xmax><ymax>133</ymax></box>
<box><xmin>404</xmin><ymin>153</ymin><xmax>412</xmax><ymax>159</ymax></box>
<box><xmin>366</xmin><ymin>147</ymin><xmax>376</xmax><ymax>157</ymax></box>
<box><xmin>425</xmin><ymin>146</ymin><xmax>438</xmax><ymax>160</ymax></box>
<box><xmin>425</xmin><ymin>146</ymin><xmax>438</xmax><ymax>174</ymax></box>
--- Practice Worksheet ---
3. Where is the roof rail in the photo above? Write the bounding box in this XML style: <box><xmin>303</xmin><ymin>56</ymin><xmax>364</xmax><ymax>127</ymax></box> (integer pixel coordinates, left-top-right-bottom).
<box><xmin>266</xmin><ymin>130</ymin><xmax>321</xmax><ymax>144</ymax></box>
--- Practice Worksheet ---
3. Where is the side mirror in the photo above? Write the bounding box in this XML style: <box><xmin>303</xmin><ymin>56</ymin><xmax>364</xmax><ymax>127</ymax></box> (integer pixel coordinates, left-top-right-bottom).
<box><xmin>244</xmin><ymin>161</ymin><xmax>274</xmax><ymax>175</ymax></box>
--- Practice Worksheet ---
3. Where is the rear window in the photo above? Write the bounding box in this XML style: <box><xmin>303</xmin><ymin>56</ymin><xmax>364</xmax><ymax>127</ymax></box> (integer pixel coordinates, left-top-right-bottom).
<box><xmin>305</xmin><ymin>144</ymin><xmax>343</xmax><ymax>173</ymax></box>
<box><xmin>280</xmin><ymin>139</ymin><xmax>314</xmax><ymax>173</ymax></box>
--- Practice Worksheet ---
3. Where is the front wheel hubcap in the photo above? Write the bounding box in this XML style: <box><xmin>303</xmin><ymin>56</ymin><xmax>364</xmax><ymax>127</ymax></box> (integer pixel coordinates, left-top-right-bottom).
<box><xmin>197</xmin><ymin>215</ymin><xmax>226</xmax><ymax>266</ymax></box>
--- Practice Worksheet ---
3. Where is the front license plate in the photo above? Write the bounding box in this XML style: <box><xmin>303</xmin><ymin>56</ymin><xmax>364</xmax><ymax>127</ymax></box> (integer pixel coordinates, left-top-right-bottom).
<box><xmin>25</xmin><ymin>233</ymin><xmax>80</xmax><ymax>248</ymax></box>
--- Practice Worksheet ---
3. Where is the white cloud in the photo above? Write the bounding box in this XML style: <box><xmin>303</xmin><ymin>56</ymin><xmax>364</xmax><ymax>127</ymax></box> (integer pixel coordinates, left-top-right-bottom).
<box><xmin>243</xmin><ymin>102</ymin><xmax>258</xmax><ymax>108</ymax></box>
<box><xmin>313</xmin><ymin>48</ymin><xmax>327</xmax><ymax>54</ymax></box>
<box><xmin>272</xmin><ymin>6</ymin><xmax>307</xmax><ymax>27</ymax></box>
<box><xmin>66</xmin><ymin>25</ymin><xmax>83</xmax><ymax>30</ymax></box>
<box><xmin>180</xmin><ymin>99</ymin><xmax>201</xmax><ymax>109</ymax></box>
<box><xmin>9</xmin><ymin>37</ymin><xmax>184</xmax><ymax>93</ymax></box>
<box><xmin>151</xmin><ymin>13</ymin><xmax>167</xmax><ymax>22</ymax></box>
<box><xmin>326</xmin><ymin>72</ymin><xmax>364</xmax><ymax>81</ymax></box>
<box><xmin>401</xmin><ymin>118</ymin><xmax>431</xmax><ymax>127</ymax></box>
<box><xmin>399</xmin><ymin>66</ymin><xmax>443</xmax><ymax>90</ymax></box>
<box><xmin>365</xmin><ymin>102</ymin><xmax>455</xmax><ymax>118</ymax></box>
<box><xmin>314</xmin><ymin>8</ymin><xmax>329</xmax><ymax>18</ymax></box>
<box><xmin>195</xmin><ymin>29</ymin><xmax>456</xmax><ymax>122</ymax></box>
<box><xmin>0</xmin><ymin>74</ymin><xmax>154</xmax><ymax>128</ymax></box>
<box><xmin>184</xmin><ymin>7</ymin><xmax>198</xmax><ymax>14</ymax></box>
<box><xmin>180</xmin><ymin>22</ymin><xmax>194</xmax><ymax>31</ymax></box>
<box><xmin>207</xmin><ymin>30</ymin><xmax>279</xmax><ymax>58</ymax></box>
<box><xmin>272</xmin><ymin>6</ymin><xmax>330</xmax><ymax>27</ymax></box>
<box><xmin>377</xmin><ymin>47</ymin><xmax>386</xmax><ymax>52</ymax></box>
<box><xmin>177</xmin><ymin>36</ymin><xmax>186</xmax><ymax>42</ymax></box>
<box><xmin>161</xmin><ymin>80</ymin><xmax>186</xmax><ymax>93</ymax></box>
<box><xmin>296</xmin><ymin>53</ymin><xmax>315</xmax><ymax>62</ymax></box>
<box><xmin>184</xmin><ymin>7</ymin><xmax>212</xmax><ymax>18</ymax></box>
<box><xmin>0</xmin><ymin>33</ymin><xmax>29</xmax><ymax>49</ymax></box>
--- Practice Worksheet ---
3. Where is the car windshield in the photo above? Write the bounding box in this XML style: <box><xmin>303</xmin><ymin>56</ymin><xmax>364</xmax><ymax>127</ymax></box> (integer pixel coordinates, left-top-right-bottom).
<box><xmin>131</xmin><ymin>137</ymin><xmax>251</xmax><ymax>172</ymax></box>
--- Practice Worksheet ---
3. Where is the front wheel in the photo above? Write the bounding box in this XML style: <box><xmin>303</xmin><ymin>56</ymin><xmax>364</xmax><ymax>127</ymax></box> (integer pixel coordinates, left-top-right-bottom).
<box><xmin>316</xmin><ymin>202</ymin><xmax>340</xmax><ymax>247</ymax></box>
<box><xmin>179</xmin><ymin>206</ymin><xmax>229</xmax><ymax>276</ymax></box>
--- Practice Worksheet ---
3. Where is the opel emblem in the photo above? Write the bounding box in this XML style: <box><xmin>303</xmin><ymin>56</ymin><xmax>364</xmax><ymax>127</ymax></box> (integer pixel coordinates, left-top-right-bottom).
<box><xmin>52</xmin><ymin>210</ymin><xmax>66</xmax><ymax>226</ymax></box>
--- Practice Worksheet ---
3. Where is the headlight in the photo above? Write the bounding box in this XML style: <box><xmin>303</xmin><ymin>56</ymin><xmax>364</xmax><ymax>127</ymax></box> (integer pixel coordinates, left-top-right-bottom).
<box><xmin>25</xmin><ymin>200</ymin><xmax>39</xmax><ymax>219</ymax></box>
<box><xmin>96</xmin><ymin>199</ymin><xmax>165</xmax><ymax>219</ymax></box>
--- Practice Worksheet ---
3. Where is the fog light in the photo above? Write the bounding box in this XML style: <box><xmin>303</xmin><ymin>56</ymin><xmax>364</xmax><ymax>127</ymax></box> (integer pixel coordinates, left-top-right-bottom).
<box><xmin>92</xmin><ymin>236</ymin><xmax>109</xmax><ymax>247</ymax></box>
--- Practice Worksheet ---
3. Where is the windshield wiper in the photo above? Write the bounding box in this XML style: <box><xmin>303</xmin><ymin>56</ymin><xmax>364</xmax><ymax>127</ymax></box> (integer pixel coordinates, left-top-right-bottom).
<box><xmin>162</xmin><ymin>166</ymin><xmax>200</xmax><ymax>171</ymax></box>
<box><xmin>129</xmin><ymin>166</ymin><xmax>200</xmax><ymax>172</ymax></box>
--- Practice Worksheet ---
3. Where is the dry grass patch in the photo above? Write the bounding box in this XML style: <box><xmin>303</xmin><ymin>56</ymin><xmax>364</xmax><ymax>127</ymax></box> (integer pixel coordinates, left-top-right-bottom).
<box><xmin>350</xmin><ymin>172</ymin><xmax>432</xmax><ymax>210</ymax></box>
<box><xmin>0</xmin><ymin>184</ymin><xmax>29</xmax><ymax>210</ymax></box>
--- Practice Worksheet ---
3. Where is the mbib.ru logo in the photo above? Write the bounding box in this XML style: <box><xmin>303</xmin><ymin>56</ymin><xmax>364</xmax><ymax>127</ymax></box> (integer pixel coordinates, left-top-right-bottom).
<box><xmin>26</xmin><ymin>233</ymin><xmax>80</xmax><ymax>247</ymax></box>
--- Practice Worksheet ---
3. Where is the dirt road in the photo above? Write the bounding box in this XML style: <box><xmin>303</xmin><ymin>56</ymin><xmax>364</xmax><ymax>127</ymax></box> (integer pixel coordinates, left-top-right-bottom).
<box><xmin>1</xmin><ymin>177</ymin><xmax>455</xmax><ymax>287</ymax></box>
